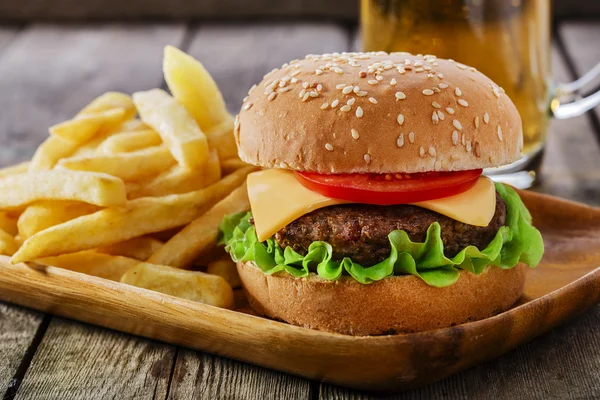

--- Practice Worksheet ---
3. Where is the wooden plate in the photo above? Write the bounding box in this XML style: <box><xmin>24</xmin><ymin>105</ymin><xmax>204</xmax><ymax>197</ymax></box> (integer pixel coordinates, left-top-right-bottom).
<box><xmin>0</xmin><ymin>189</ymin><xmax>598</xmax><ymax>393</ymax></box>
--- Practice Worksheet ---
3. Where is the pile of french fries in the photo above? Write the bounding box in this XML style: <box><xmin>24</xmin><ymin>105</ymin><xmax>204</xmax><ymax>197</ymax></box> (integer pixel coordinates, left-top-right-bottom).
<box><xmin>0</xmin><ymin>46</ymin><xmax>255</xmax><ymax>309</ymax></box>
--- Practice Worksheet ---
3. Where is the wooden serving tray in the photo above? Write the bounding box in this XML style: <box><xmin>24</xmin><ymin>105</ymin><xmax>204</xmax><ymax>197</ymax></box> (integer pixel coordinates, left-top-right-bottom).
<box><xmin>0</xmin><ymin>189</ymin><xmax>599</xmax><ymax>393</ymax></box>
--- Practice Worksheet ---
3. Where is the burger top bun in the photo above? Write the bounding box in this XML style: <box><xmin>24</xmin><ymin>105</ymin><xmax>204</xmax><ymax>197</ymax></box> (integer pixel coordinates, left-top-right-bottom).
<box><xmin>235</xmin><ymin>52</ymin><xmax>523</xmax><ymax>174</ymax></box>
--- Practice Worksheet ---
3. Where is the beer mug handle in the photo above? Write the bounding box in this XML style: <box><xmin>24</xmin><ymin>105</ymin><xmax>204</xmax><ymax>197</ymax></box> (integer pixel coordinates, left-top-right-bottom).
<box><xmin>552</xmin><ymin>62</ymin><xmax>600</xmax><ymax>119</ymax></box>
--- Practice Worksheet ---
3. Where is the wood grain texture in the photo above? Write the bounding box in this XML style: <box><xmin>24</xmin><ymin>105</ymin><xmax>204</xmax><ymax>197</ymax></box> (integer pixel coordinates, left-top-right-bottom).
<box><xmin>0</xmin><ymin>190</ymin><xmax>598</xmax><ymax>393</ymax></box>
<box><xmin>0</xmin><ymin>23</ymin><xmax>185</xmax><ymax>167</ymax></box>
<box><xmin>15</xmin><ymin>318</ymin><xmax>176</xmax><ymax>400</ymax></box>
<box><xmin>558</xmin><ymin>21</ymin><xmax>600</xmax><ymax>131</ymax></box>
<box><xmin>319</xmin><ymin>305</ymin><xmax>600</xmax><ymax>400</ymax></box>
<box><xmin>0</xmin><ymin>304</ymin><xmax>43</xmax><ymax>393</ymax></box>
<box><xmin>185</xmin><ymin>22</ymin><xmax>348</xmax><ymax>113</ymax></box>
<box><xmin>167</xmin><ymin>350</ymin><xmax>311</xmax><ymax>400</ymax></box>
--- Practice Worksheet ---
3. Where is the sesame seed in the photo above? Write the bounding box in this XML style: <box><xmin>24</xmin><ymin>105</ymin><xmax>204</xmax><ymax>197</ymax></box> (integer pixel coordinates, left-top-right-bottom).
<box><xmin>356</xmin><ymin>106</ymin><xmax>364</xmax><ymax>118</ymax></box>
<box><xmin>243</xmin><ymin>96</ymin><xmax>249</xmax><ymax>102</ymax></box>
<box><xmin>279</xmin><ymin>81</ymin><xmax>287</xmax><ymax>88</ymax></box>
<box><xmin>368</xmin><ymin>97</ymin><xmax>377</xmax><ymax>104</ymax></box>
<box><xmin>243</xmin><ymin>103</ymin><xmax>253</xmax><ymax>110</ymax></box>
<box><xmin>474</xmin><ymin>142</ymin><xmax>481</xmax><ymax>157</ymax></box>
<box><xmin>299</xmin><ymin>89</ymin><xmax>306</xmax><ymax>98</ymax></box>
<box><xmin>340</xmin><ymin>105</ymin><xmax>351</xmax><ymax>112</ymax></box>
<box><xmin>302</xmin><ymin>93</ymin><xmax>310</xmax><ymax>102</ymax></box>
<box><xmin>325</xmin><ymin>143</ymin><xmax>333</xmax><ymax>151</ymax></box>
<box><xmin>434</xmin><ymin>160</ymin><xmax>442</xmax><ymax>171</ymax></box>
<box><xmin>333</xmin><ymin>67</ymin><xmax>344</xmax><ymax>74</ymax></box>
<box><xmin>396</xmin><ymin>114</ymin><xmax>405</xmax><ymax>126</ymax></box>
<box><xmin>483</xmin><ymin>113</ymin><xmax>490</xmax><ymax>124</ymax></box>
<box><xmin>309</xmin><ymin>91</ymin><xmax>319</xmax><ymax>98</ymax></box>
<box><xmin>390</xmin><ymin>78</ymin><xmax>397</xmax><ymax>86</ymax></box>
<box><xmin>409</xmin><ymin>132</ymin><xmax>415</xmax><ymax>143</ymax></box>
<box><xmin>452</xmin><ymin>130</ymin><xmax>459</xmax><ymax>145</ymax></box>
<box><xmin>279</xmin><ymin>87</ymin><xmax>291</xmax><ymax>93</ymax></box>
<box><xmin>428</xmin><ymin>146</ymin><xmax>437</xmax><ymax>157</ymax></box>
<box><xmin>455</xmin><ymin>88</ymin><xmax>462</xmax><ymax>97</ymax></box>
<box><xmin>315</xmin><ymin>69</ymin><xmax>323</xmax><ymax>75</ymax></box>
<box><xmin>437</xmin><ymin>110</ymin><xmax>445</xmax><ymax>120</ymax></box>
<box><xmin>453</xmin><ymin>120</ymin><xmax>463</xmax><ymax>130</ymax></box>
<box><xmin>419</xmin><ymin>146</ymin><xmax>426</xmax><ymax>157</ymax></box>
<box><xmin>364</xmin><ymin>153</ymin><xmax>371</xmax><ymax>164</ymax></box>
<box><xmin>438</xmin><ymin>83</ymin><xmax>449</xmax><ymax>89</ymax></box>
<box><xmin>438</xmin><ymin>73</ymin><xmax>444</xmax><ymax>79</ymax></box>
<box><xmin>434</xmin><ymin>87</ymin><xmax>441</xmax><ymax>93</ymax></box>
<box><xmin>422</xmin><ymin>89</ymin><xmax>434</xmax><ymax>96</ymax></box>
<box><xmin>466</xmin><ymin>140</ymin><xmax>472</xmax><ymax>152</ymax></box>
<box><xmin>493</xmin><ymin>87</ymin><xmax>500</xmax><ymax>98</ymax></box>
<box><xmin>414</xmin><ymin>61</ymin><xmax>423</xmax><ymax>67</ymax></box>
<box><xmin>290</xmin><ymin>70</ymin><xmax>301</xmax><ymax>77</ymax></box>
<box><xmin>321</xmin><ymin>102</ymin><xmax>329</xmax><ymax>110</ymax></box>
<box><xmin>352</xmin><ymin>86</ymin><xmax>360</xmax><ymax>93</ymax></box>
<box><xmin>432</xmin><ymin>101</ymin><xmax>441</xmax><ymax>109</ymax></box>
<box><xmin>462</xmin><ymin>133</ymin><xmax>466</xmax><ymax>146</ymax></box>
<box><xmin>331</xmin><ymin>99</ymin><xmax>339</xmax><ymax>108</ymax></box>
<box><xmin>395</xmin><ymin>91</ymin><xmax>406</xmax><ymax>100</ymax></box>
<box><xmin>351</xmin><ymin>129</ymin><xmax>359</xmax><ymax>140</ymax></box>
<box><xmin>458</xmin><ymin>99</ymin><xmax>469</xmax><ymax>107</ymax></box>
<box><xmin>336</xmin><ymin>84</ymin><xmax>346</xmax><ymax>90</ymax></box>
<box><xmin>432</xmin><ymin>111</ymin><xmax>439</xmax><ymax>124</ymax></box>
<box><xmin>342</xmin><ymin>86</ymin><xmax>353</xmax><ymax>94</ymax></box>
<box><xmin>248</xmin><ymin>84</ymin><xmax>257</xmax><ymax>94</ymax></box>
<box><xmin>376</xmin><ymin>75</ymin><xmax>384</xmax><ymax>81</ymax></box>
<box><xmin>397</xmin><ymin>134</ymin><xmax>404</xmax><ymax>148</ymax></box>
<box><xmin>359</xmin><ymin>71</ymin><xmax>367</xmax><ymax>78</ymax></box>
<box><xmin>302</xmin><ymin>82</ymin><xmax>309</xmax><ymax>89</ymax></box>
<box><xmin>368</xmin><ymin>80</ymin><xmax>379</xmax><ymax>85</ymax></box>
<box><xmin>317</xmin><ymin>84</ymin><xmax>323</xmax><ymax>92</ymax></box>
<box><xmin>290</xmin><ymin>78</ymin><xmax>298</xmax><ymax>83</ymax></box>
<box><xmin>357</xmin><ymin>91</ymin><xmax>368</xmax><ymax>97</ymax></box>
<box><xmin>446</xmin><ymin>107</ymin><xmax>455</xmax><ymax>115</ymax></box>
<box><xmin>415</xmin><ymin>67</ymin><xmax>424</xmax><ymax>72</ymax></box>
<box><xmin>497</xmin><ymin>126</ymin><xmax>503</xmax><ymax>141</ymax></box>
<box><xmin>347</xmin><ymin>98</ymin><xmax>355</xmax><ymax>105</ymax></box>
<box><xmin>268</xmin><ymin>92</ymin><xmax>277</xmax><ymax>101</ymax></box>
<box><xmin>475</xmin><ymin>116</ymin><xmax>480</xmax><ymax>129</ymax></box>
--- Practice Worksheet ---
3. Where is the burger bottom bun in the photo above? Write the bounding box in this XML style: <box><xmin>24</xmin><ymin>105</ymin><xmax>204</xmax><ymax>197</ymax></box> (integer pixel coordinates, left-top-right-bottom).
<box><xmin>237</xmin><ymin>261</ymin><xmax>527</xmax><ymax>336</ymax></box>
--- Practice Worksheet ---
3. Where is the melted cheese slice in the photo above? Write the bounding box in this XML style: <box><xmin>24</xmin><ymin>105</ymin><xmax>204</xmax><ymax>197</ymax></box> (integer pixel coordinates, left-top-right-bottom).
<box><xmin>247</xmin><ymin>169</ymin><xmax>496</xmax><ymax>242</ymax></box>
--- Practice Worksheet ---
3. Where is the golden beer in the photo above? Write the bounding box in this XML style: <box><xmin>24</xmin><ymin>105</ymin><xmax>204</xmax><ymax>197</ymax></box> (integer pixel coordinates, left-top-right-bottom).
<box><xmin>362</xmin><ymin>0</ymin><xmax>551</xmax><ymax>160</ymax></box>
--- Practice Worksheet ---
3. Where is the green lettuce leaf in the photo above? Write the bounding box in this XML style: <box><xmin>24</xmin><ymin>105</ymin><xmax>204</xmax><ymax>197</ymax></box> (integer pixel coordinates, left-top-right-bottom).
<box><xmin>219</xmin><ymin>182</ymin><xmax>544</xmax><ymax>287</ymax></box>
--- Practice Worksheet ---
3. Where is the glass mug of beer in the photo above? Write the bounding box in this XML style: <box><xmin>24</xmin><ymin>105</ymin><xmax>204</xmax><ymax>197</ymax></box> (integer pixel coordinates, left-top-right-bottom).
<box><xmin>361</xmin><ymin>0</ymin><xmax>600</xmax><ymax>188</ymax></box>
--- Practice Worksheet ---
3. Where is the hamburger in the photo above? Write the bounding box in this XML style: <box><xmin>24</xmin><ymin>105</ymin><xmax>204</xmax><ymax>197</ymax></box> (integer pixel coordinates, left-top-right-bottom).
<box><xmin>220</xmin><ymin>52</ymin><xmax>544</xmax><ymax>336</ymax></box>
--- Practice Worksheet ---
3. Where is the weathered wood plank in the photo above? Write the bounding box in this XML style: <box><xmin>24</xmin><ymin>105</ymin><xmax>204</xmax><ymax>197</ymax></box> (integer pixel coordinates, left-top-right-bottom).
<box><xmin>15</xmin><ymin>318</ymin><xmax>176</xmax><ymax>400</ymax></box>
<box><xmin>558</xmin><ymin>21</ymin><xmax>600</xmax><ymax>131</ymax></box>
<box><xmin>0</xmin><ymin>23</ymin><xmax>186</xmax><ymax>167</ymax></box>
<box><xmin>185</xmin><ymin>22</ymin><xmax>349</xmax><ymax>113</ymax></box>
<box><xmin>535</xmin><ymin>45</ymin><xmax>600</xmax><ymax>205</ymax></box>
<box><xmin>319</xmin><ymin>305</ymin><xmax>600</xmax><ymax>400</ymax></box>
<box><xmin>163</xmin><ymin>23</ymin><xmax>349</xmax><ymax>399</ymax></box>
<box><xmin>0</xmin><ymin>304</ymin><xmax>44</xmax><ymax>394</ymax></box>
<box><xmin>167</xmin><ymin>350</ymin><xmax>311</xmax><ymax>400</ymax></box>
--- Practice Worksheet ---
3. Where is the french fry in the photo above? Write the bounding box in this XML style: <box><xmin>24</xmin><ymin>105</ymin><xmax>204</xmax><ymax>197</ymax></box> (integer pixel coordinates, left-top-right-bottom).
<box><xmin>0</xmin><ymin>212</ymin><xmax>18</xmax><ymax>236</ymax></box>
<box><xmin>163</xmin><ymin>45</ymin><xmax>231</xmax><ymax>132</ymax></box>
<box><xmin>114</xmin><ymin>119</ymin><xmax>149</xmax><ymax>132</ymax></box>
<box><xmin>148</xmin><ymin>183</ymin><xmax>250</xmax><ymax>268</ymax></box>
<box><xmin>120</xmin><ymin>262</ymin><xmax>234</xmax><ymax>308</ymax></box>
<box><xmin>78</xmin><ymin>92</ymin><xmax>136</xmax><ymax>121</ymax></box>
<box><xmin>11</xmin><ymin>167</ymin><xmax>254</xmax><ymax>262</ymax></box>
<box><xmin>0</xmin><ymin>162</ymin><xmax>30</xmax><ymax>179</ymax></box>
<box><xmin>29</xmin><ymin>136</ymin><xmax>80</xmax><ymax>171</ymax></box>
<box><xmin>205</xmin><ymin>118</ymin><xmax>238</xmax><ymax>160</ymax></box>
<box><xmin>128</xmin><ymin>149</ymin><xmax>220</xmax><ymax>199</ymax></box>
<box><xmin>50</xmin><ymin>108</ymin><xmax>126</xmax><ymax>144</ymax></box>
<box><xmin>221</xmin><ymin>157</ymin><xmax>249</xmax><ymax>175</ymax></box>
<box><xmin>0</xmin><ymin>229</ymin><xmax>18</xmax><ymax>256</ymax></box>
<box><xmin>18</xmin><ymin>201</ymin><xmax>99</xmax><ymax>239</ymax></box>
<box><xmin>133</xmin><ymin>89</ymin><xmax>209</xmax><ymax>169</ymax></box>
<box><xmin>59</xmin><ymin>146</ymin><xmax>176</xmax><ymax>182</ymax></box>
<box><xmin>207</xmin><ymin>257</ymin><xmax>241</xmax><ymax>289</ymax></box>
<box><xmin>99</xmin><ymin>236</ymin><xmax>163</xmax><ymax>261</ymax></box>
<box><xmin>37</xmin><ymin>251</ymin><xmax>140</xmax><ymax>282</ymax></box>
<box><xmin>0</xmin><ymin>171</ymin><xmax>126</xmax><ymax>210</ymax></box>
<box><xmin>97</xmin><ymin>130</ymin><xmax>162</xmax><ymax>154</ymax></box>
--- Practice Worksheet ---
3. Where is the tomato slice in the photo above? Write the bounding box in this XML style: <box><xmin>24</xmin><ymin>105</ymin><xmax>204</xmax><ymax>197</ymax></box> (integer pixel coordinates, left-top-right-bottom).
<box><xmin>295</xmin><ymin>169</ymin><xmax>482</xmax><ymax>205</ymax></box>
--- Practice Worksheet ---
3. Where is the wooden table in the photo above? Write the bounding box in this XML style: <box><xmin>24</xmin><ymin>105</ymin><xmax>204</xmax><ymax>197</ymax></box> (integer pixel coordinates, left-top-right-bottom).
<box><xmin>0</xmin><ymin>20</ymin><xmax>599</xmax><ymax>400</ymax></box>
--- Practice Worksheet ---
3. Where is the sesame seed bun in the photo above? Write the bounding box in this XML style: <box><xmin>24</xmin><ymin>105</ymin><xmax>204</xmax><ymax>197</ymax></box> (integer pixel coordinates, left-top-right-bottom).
<box><xmin>235</xmin><ymin>52</ymin><xmax>523</xmax><ymax>174</ymax></box>
<box><xmin>237</xmin><ymin>260</ymin><xmax>527</xmax><ymax>336</ymax></box>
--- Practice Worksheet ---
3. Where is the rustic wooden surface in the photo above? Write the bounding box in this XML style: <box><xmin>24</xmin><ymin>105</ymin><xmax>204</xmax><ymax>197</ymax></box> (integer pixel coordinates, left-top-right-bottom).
<box><xmin>0</xmin><ymin>19</ymin><xmax>598</xmax><ymax>399</ymax></box>
<box><xmin>0</xmin><ymin>0</ymin><xmax>599</xmax><ymax>21</ymax></box>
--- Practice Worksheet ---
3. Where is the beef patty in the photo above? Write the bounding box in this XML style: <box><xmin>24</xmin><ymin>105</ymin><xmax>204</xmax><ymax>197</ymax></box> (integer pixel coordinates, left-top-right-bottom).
<box><xmin>274</xmin><ymin>193</ymin><xmax>506</xmax><ymax>265</ymax></box>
